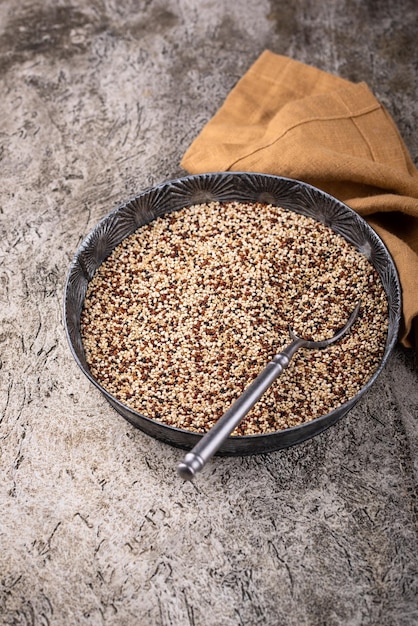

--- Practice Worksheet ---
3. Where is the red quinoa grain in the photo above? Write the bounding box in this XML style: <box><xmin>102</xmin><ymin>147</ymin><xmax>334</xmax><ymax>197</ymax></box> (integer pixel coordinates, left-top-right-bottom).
<box><xmin>81</xmin><ymin>201</ymin><xmax>388</xmax><ymax>435</ymax></box>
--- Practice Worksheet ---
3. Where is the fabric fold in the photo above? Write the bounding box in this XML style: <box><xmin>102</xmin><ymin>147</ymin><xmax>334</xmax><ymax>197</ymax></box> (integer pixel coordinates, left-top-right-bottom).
<box><xmin>181</xmin><ymin>51</ymin><xmax>418</xmax><ymax>351</ymax></box>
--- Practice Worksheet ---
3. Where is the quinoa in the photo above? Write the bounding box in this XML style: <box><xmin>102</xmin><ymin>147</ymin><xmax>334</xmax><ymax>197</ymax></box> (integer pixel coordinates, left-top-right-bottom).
<box><xmin>80</xmin><ymin>201</ymin><xmax>388</xmax><ymax>435</ymax></box>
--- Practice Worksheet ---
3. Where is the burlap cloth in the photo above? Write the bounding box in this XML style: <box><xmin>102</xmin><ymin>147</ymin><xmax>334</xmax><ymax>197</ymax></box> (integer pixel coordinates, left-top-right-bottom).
<box><xmin>181</xmin><ymin>51</ymin><xmax>418</xmax><ymax>352</ymax></box>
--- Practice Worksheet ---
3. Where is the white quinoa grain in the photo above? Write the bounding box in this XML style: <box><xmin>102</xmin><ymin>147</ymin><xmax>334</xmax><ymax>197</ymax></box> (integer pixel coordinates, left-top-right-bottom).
<box><xmin>81</xmin><ymin>201</ymin><xmax>388</xmax><ymax>435</ymax></box>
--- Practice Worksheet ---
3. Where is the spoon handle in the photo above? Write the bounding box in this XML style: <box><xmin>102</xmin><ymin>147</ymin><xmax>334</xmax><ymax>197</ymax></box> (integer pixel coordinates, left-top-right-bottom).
<box><xmin>177</xmin><ymin>340</ymin><xmax>303</xmax><ymax>480</ymax></box>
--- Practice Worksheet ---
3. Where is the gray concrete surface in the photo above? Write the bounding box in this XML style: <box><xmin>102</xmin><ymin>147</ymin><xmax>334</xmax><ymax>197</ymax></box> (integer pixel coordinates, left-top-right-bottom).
<box><xmin>1</xmin><ymin>1</ymin><xmax>417</xmax><ymax>625</ymax></box>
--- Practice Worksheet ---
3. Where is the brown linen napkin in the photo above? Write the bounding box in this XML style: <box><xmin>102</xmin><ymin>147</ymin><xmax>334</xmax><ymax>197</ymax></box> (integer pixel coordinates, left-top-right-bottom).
<box><xmin>181</xmin><ymin>50</ymin><xmax>418</xmax><ymax>352</ymax></box>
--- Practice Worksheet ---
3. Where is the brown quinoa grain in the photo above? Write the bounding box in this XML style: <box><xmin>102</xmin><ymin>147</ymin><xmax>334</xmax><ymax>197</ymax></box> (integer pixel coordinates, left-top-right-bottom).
<box><xmin>81</xmin><ymin>201</ymin><xmax>388</xmax><ymax>435</ymax></box>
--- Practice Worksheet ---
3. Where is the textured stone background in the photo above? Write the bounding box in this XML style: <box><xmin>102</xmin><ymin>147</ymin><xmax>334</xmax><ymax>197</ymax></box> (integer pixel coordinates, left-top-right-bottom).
<box><xmin>1</xmin><ymin>1</ymin><xmax>417</xmax><ymax>625</ymax></box>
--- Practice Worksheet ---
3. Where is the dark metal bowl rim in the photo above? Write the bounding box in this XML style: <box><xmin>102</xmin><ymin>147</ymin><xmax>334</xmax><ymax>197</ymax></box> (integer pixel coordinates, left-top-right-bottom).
<box><xmin>63</xmin><ymin>171</ymin><xmax>402</xmax><ymax>452</ymax></box>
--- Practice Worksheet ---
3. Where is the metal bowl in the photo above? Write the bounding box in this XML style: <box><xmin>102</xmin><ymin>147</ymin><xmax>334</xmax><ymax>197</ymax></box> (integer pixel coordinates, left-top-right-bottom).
<box><xmin>64</xmin><ymin>172</ymin><xmax>401</xmax><ymax>455</ymax></box>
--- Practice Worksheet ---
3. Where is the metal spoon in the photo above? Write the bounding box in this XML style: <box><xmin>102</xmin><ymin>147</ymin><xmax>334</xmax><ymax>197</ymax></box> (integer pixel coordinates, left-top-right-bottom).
<box><xmin>177</xmin><ymin>302</ymin><xmax>361</xmax><ymax>481</ymax></box>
